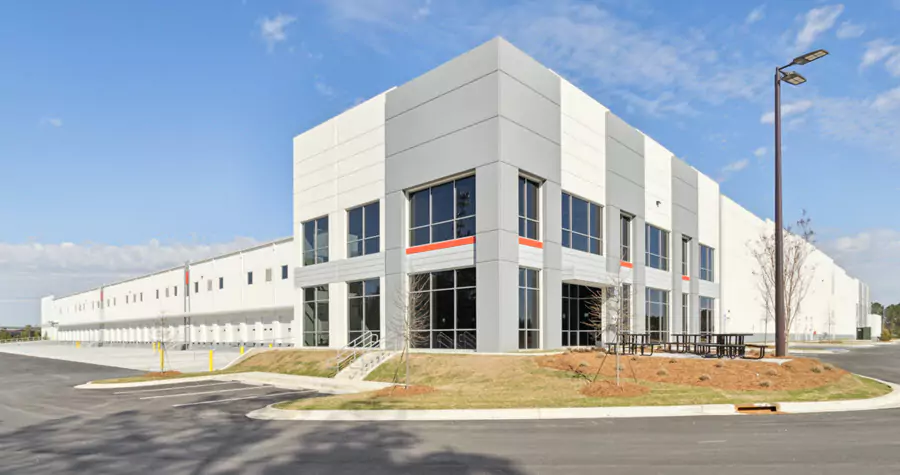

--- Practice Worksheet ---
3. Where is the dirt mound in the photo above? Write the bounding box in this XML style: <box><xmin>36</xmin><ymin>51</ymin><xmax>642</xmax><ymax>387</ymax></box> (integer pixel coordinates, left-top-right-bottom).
<box><xmin>537</xmin><ymin>352</ymin><xmax>846</xmax><ymax>391</ymax></box>
<box><xmin>142</xmin><ymin>371</ymin><xmax>182</xmax><ymax>378</ymax></box>
<box><xmin>580</xmin><ymin>380</ymin><xmax>649</xmax><ymax>398</ymax></box>
<box><xmin>375</xmin><ymin>385</ymin><xmax>436</xmax><ymax>397</ymax></box>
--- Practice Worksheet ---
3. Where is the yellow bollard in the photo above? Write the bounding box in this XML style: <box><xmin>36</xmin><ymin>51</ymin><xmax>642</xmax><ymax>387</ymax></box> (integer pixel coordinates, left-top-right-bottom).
<box><xmin>269</xmin><ymin>343</ymin><xmax>273</xmax><ymax>348</ymax></box>
<box><xmin>159</xmin><ymin>344</ymin><xmax>165</xmax><ymax>372</ymax></box>
<box><xmin>240</xmin><ymin>344</ymin><xmax>245</xmax><ymax>355</ymax></box>
<box><xmin>209</xmin><ymin>349</ymin><xmax>214</xmax><ymax>372</ymax></box>
<box><xmin>76</xmin><ymin>341</ymin><xmax>80</xmax><ymax>349</ymax></box>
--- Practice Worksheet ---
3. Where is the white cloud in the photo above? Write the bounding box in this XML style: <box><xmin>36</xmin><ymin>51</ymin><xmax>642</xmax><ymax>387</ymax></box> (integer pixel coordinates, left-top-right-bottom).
<box><xmin>617</xmin><ymin>91</ymin><xmax>698</xmax><ymax>117</ymax></box>
<box><xmin>760</xmin><ymin>100</ymin><xmax>814</xmax><ymax>124</ymax></box>
<box><xmin>0</xmin><ymin>238</ymin><xmax>258</xmax><ymax>325</ymax></box>
<box><xmin>40</xmin><ymin>117</ymin><xmax>63</xmax><ymax>127</ymax></box>
<box><xmin>314</xmin><ymin>79</ymin><xmax>335</xmax><ymax>97</ymax></box>
<box><xmin>836</xmin><ymin>21</ymin><xmax>865</xmax><ymax>39</ymax></box>
<box><xmin>860</xmin><ymin>39</ymin><xmax>899</xmax><ymax>69</ymax></box>
<box><xmin>795</xmin><ymin>4</ymin><xmax>844</xmax><ymax>51</ymax></box>
<box><xmin>753</xmin><ymin>146</ymin><xmax>767</xmax><ymax>158</ymax></box>
<box><xmin>821</xmin><ymin>229</ymin><xmax>900</xmax><ymax>301</ymax></box>
<box><xmin>872</xmin><ymin>86</ymin><xmax>900</xmax><ymax>112</ymax></box>
<box><xmin>745</xmin><ymin>5</ymin><xmax>765</xmax><ymax>25</ymax></box>
<box><xmin>259</xmin><ymin>14</ymin><xmax>296</xmax><ymax>52</ymax></box>
<box><xmin>718</xmin><ymin>158</ymin><xmax>750</xmax><ymax>182</ymax></box>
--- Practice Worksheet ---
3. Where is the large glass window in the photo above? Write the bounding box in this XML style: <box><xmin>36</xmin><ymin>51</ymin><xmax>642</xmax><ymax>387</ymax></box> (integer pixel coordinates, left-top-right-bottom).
<box><xmin>348</xmin><ymin>202</ymin><xmax>380</xmax><ymax>258</ymax></box>
<box><xmin>681</xmin><ymin>236</ymin><xmax>691</xmax><ymax>276</ymax></box>
<box><xmin>700</xmin><ymin>296</ymin><xmax>715</xmax><ymax>335</ymax></box>
<box><xmin>700</xmin><ymin>245</ymin><xmax>715</xmax><ymax>281</ymax></box>
<box><xmin>408</xmin><ymin>267</ymin><xmax>477</xmax><ymax>350</ymax></box>
<box><xmin>645</xmin><ymin>224</ymin><xmax>670</xmax><ymax>271</ymax></box>
<box><xmin>302</xmin><ymin>216</ymin><xmax>329</xmax><ymax>265</ymax></box>
<box><xmin>562</xmin><ymin>192</ymin><xmax>602</xmax><ymax>255</ymax></box>
<box><xmin>620</xmin><ymin>214</ymin><xmax>632</xmax><ymax>262</ymax></box>
<box><xmin>645</xmin><ymin>288</ymin><xmax>669</xmax><ymax>343</ymax></box>
<box><xmin>518</xmin><ymin>177</ymin><xmax>540</xmax><ymax>239</ymax></box>
<box><xmin>562</xmin><ymin>284</ymin><xmax>601</xmax><ymax>347</ymax></box>
<box><xmin>303</xmin><ymin>286</ymin><xmax>329</xmax><ymax>347</ymax></box>
<box><xmin>348</xmin><ymin>278</ymin><xmax>380</xmax><ymax>344</ymax></box>
<box><xmin>519</xmin><ymin>268</ymin><xmax>540</xmax><ymax>349</ymax></box>
<box><xmin>409</xmin><ymin>176</ymin><xmax>476</xmax><ymax>247</ymax></box>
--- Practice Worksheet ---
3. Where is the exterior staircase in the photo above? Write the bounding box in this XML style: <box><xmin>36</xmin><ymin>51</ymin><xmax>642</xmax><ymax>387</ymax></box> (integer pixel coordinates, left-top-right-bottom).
<box><xmin>334</xmin><ymin>349</ymin><xmax>397</xmax><ymax>381</ymax></box>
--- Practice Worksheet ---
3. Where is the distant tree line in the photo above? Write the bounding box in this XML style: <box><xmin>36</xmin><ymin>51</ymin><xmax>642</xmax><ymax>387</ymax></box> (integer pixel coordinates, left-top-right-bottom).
<box><xmin>872</xmin><ymin>303</ymin><xmax>900</xmax><ymax>336</ymax></box>
<box><xmin>0</xmin><ymin>325</ymin><xmax>42</xmax><ymax>341</ymax></box>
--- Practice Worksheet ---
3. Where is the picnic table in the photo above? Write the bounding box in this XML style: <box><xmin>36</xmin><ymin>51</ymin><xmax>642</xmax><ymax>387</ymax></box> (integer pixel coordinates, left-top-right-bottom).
<box><xmin>606</xmin><ymin>332</ymin><xmax>765</xmax><ymax>359</ymax></box>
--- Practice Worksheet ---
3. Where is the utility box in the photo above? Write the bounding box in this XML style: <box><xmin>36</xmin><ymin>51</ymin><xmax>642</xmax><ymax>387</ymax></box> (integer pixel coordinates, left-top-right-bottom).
<box><xmin>857</xmin><ymin>327</ymin><xmax>872</xmax><ymax>340</ymax></box>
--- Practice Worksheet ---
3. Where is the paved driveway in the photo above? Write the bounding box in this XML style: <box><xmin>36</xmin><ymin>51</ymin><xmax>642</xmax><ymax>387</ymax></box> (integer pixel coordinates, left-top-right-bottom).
<box><xmin>1</xmin><ymin>344</ymin><xmax>900</xmax><ymax>474</ymax></box>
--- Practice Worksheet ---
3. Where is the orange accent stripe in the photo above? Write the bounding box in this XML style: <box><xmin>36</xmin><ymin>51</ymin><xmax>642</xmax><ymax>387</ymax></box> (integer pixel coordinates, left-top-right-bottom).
<box><xmin>406</xmin><ymin>236</ymin><xmax>476</xmax><ymax>255</ymax></box>
<box><xmin>682</xmin><ymin>275</ymin><xmax>690</xmax><ymax>281</ymax></box>
<box><xmin>620</xmin><ymin>261</ymin><xmax>633</xmax><ymax>268</ymax></box>
<box><xmin>518</xmin><ymin>237</ymin><xmax>543</xmax><ymax>249</ymax></box>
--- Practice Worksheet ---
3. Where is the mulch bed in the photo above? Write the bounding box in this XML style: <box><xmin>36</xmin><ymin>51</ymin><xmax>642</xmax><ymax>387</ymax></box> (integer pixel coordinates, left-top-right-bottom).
<box><xmin>580</xmin><ymin>380</ymin><xmax>649</xmax><ymax>398</ymax></box>
<box><xmin>537</xmin><ymin>352</ymin><xmax>846</xmax><ymax>391</ymax></box>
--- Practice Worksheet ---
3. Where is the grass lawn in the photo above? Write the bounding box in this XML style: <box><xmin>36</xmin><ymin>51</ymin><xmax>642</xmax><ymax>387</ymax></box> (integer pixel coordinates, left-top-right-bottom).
<box><xmin>277</xmin><ymin>353</ymin><xmax>890</xmax><ymax>411</ymax></box>
<box><xmin>91</xmin><ymin>349</ymin><xmax>339</xmax><ymax>384</ymax></box>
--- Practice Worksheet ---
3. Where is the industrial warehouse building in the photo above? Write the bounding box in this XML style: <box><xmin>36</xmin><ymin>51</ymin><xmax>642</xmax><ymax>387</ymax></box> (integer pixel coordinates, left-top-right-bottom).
<box><xmin>42</xmin><ymin>38</ymin><xmax>871</xmax><ymax>352</ymax></box>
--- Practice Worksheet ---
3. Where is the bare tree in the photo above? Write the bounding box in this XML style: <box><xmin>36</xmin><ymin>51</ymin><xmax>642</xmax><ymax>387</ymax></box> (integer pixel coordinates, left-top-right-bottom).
<box><xmin>750</xmin><ymin>211</ymin><xmax>815</xmax><ymax>349</ymax></box>
<box><xmin>583</xmin><ymin>273</ymin><xmax>631</xmax><ymax>387</ymax></box>
<box><xmin>389</xmin><ymin>273</ymin><xmax>431</xmax><ymax>388</ymax></box>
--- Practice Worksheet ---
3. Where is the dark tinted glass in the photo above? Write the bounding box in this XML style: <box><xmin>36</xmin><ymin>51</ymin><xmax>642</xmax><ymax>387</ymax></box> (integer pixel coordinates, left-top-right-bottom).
<box><xmin>348</xmin><ymin>207</ymin><xmax>363</xmax><ymax>240</ymax></box>
<box><xmin>364</xmin><ymin>203</ymin><xmax>379</xmax><ymax>237</ymax></box>
<box><xmin>432</xmin><ymin>221</ymin><xmax>453</xmax><ymax>243</ymax></box>
<box><xmin>561</xmin><ymin>193</ymin><xmax>570</xmax><ymax>230</ymax></box>
<box><xmin>410</xmin><ymin>190</ymin><xmax>429</xmax><ymax>228</ymax></box>
<box><xmin>571</xmin><ymin>197</ymin><xmax>588</xmax><ymax>234</ymax></box>
<box><xmin>456</xmin><ymin>267</ymin><xmax>476</xmax><ymax>287</ymax></box>
<box><xmin>455</xmin><ymin>176</ymin><xmax>476</xmax><ymax>218</ymax></box>
<box><xmin>364</xmin><ymin>278</ymin><xmax>380</xmax><ymax>296</ymax></box>
<box><xmin>348</xmin><ymin>281</ymin><xmax>363</xmax><ymax>298</ymax></box>
<box><xmin>433</xmin><ymin>271</ymin><xmax>454</xmax><ymax>289</ymax></box>
<box><xmin>457</xmin><ymin>288</ymin><xmax>476</xmax><ymax>328</ymax></box>
<box><xmin>431</xmin><ymin>182</ymin><xmax>454</xmax><ymax>223</ymax></box>
<box><xmin>434</xmin><ymin>290</ymin><xmax>454</xmax><ymax>329</ymax></box>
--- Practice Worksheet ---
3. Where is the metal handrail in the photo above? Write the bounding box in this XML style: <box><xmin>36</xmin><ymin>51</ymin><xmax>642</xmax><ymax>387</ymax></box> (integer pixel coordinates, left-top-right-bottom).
<box><xmin>0</xmin><ymin>337</ymin><xmax>45</xmax><ymax>344</ymax></box>
<box><xmin>459</xmin><ymin>332</ymin><xmax>476</xmax><ymax>350</ymax></box>
<box><xmin>334</xmin><ymin>331</ymin><xmax>378</xmax><ymax>375</ymax></box>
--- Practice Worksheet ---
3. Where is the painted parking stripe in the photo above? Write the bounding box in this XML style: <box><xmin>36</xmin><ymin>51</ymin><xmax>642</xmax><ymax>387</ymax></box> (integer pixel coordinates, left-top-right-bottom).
<box><xmin>171</xmin><ymin>390</ymin><xmax>311</xmax><ymax>408</ymax></box>
<box><xmin>139</xmin><ymin>386</ymin><xmax>269</xmax><ymax>400</ymax></box>
<box><xmin>114</xmin><ymin>382</ymin><xmax>237</xmax><ymax>395</ymax></box>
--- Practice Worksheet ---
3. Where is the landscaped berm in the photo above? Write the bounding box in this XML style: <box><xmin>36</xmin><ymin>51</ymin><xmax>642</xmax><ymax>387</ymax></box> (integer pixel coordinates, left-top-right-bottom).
<box><xmin>278</xmin><ymin>351</ymin><xmax>890</xmax><ymax>411</ymax></box>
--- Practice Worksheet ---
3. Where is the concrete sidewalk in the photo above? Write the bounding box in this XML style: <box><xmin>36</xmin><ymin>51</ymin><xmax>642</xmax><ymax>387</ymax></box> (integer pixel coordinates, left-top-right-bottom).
<box><xmin>0</xmin><ymin>342</ymin><xmax>239</xmax><ymax>373</ymax></box>
<box><xmin>76</xmin><ymin>370</ymin><xmax>393</xmax><ymax>395</ymax></box>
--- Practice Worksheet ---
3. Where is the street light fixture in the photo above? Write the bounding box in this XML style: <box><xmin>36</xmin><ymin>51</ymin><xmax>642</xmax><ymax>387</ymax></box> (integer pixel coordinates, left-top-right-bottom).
<box><xmin>773</xmin><ymin>49</ymin><xmax>829</xmax><ymax>357</ymax></box>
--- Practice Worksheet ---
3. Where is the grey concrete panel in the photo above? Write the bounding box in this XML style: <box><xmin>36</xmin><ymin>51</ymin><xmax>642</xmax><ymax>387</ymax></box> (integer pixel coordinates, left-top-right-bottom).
<box><xmin>498</xmin><ymin>118</ymin><xmax>561</xmax><ymax>184</ymax></box>
<box><xmin>672</xmin><ymin>204</ymin><xmax>698</xmax><ymax>236</ymax></box>
<box><xmin>474</xmin><ymin>230</ymin><xmax>519</xmax><ymax>265</ymax></box>
<box><xmin>541</xmin><ymin>180</ymin><xmax>562</xmax><ymax>246</ymax></box>
<box><xmin>384</xmin><ymin>247</ymin><xmax>405</xmax><ymax>277</ymax></box>
<box><xmin>671</xmin><ymin>156</ymin><xmax>698</xmax><ymax>187</ymax></box>
<box><xmin>605</xmin><ymin>204</ymin><xmax>622</xmax><ymax>273</ymax></box>
<box><xmin>386</xmin><ymin>39</ymin><xmax>500</xmax><ymax>120</ymax></box>
<box><xmin>386</xmin><ymin>73</ymin><xmax>499</xmax><ymax>158</ymax></box>
<box><xmin>606</xmin><ymin>172</ymin><xmax>644</xmax><ymax>217</ymax></box>
<box><xmin>384</xmin><ymin>191</ymin><xmax>405</xmax><ymax>251</ymax></box>
<box><xmin>606</xmin><ymin>113</ymin><xmax>645</xmax><ymax>156</ymax></box>
<box><xmin>476</xmin><ymin>260</ymin><xmax>519</xmax><ymax>352</ymax></box>
<box><xmin>542</xmin><ymin>267</ymin><xmax>563</xmax><ymax>349</ymax></box>
<box><xmin>498</xmin><ymin>73</ymin><xmax>560</xmax><ymax>145</ymax></box>
<box><xmin>497</xmin><ymin>38</ymin><xmax>561</xmax><ymax>105</ymax></box>
<box><xmin>632</xmin><ymin>216</ymin><xmax>647</xmax><ymax>331</ymax></box>
<box><xmin>382</xmin><ymin>273</ymin><xmax>404</xmax><ymax>350</ymax></box>
<box><xmin>385</xmin><ymin>117</ymin><xmax>499</xmax><ymax>194</ymax></box>
<box><xmin>606</xmin><ymin>140</ymin><xmax>644</xmax><ymax>192</ymax></box>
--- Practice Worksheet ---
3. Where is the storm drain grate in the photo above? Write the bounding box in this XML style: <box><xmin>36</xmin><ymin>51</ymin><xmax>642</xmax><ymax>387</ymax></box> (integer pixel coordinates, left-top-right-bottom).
<box><xmin>735</xmin><ymin>403</ymin><xmax>780</xmax><ymax>414</ymax></box>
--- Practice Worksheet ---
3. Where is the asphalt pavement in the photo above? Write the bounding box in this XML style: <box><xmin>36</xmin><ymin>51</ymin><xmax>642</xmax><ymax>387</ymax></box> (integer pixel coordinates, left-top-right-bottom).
<box><xmin>1</xmin><ymin>345</ymin><xmax>899</xmax><ymax>474</ymax></box>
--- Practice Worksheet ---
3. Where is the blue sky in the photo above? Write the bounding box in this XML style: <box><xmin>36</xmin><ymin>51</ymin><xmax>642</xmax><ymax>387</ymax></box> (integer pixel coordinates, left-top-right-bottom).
<box><xmin>2</xmin><ymin>0</ymin><xmax>900</xmax><ymax>325</ymax></box>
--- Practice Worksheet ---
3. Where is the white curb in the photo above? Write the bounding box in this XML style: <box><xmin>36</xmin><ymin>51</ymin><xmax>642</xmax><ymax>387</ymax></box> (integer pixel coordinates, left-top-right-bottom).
<box><xmin>246</xmin><ymin>375</ymin><xmax>900</xmax><ymax>422</ymax></box>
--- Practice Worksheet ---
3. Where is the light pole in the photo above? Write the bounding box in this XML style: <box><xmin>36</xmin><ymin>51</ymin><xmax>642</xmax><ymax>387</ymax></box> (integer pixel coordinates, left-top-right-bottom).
<box><xmin>774</xmin><ymin>48</ymin><xmax>828</xmax><ymax>357</ymax></box>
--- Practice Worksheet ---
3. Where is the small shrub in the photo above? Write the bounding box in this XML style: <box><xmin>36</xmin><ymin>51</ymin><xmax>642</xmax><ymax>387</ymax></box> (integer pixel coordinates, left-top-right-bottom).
<box><xmin>656</xmin><ymin>368</ymin><xmax>668</xmax><ymax>376</ymax></box>
<box><xmin>765</xmin><ymin>368</ymin><xmax>778</xmax><ymax>377</ymax></box>
<box><xmin>616</xmin><ymin>365</ymin><xmax>625</xmax><ymax>371</ymax></box>
<box><xmin>715</xmin><ymin>360</ymin><xmax>724</xmax><ymax>368</ymax></box>
<box><xmin>811</xmin><ymin>365</ymin><xmax>823</xmax><ymax>374</ymax></box>
<box><xmin>669</xmin><ymin>358</ymin><xmax>677</xmax><ymax>364</ymax></box>
<box><xmin>578</xmin><ymin>362</ymin><xmax>588</xmax><ymax>368</ymax></box>
<box><xmin>631</xmin><ymin>356</ymin><xmax>639</xmax><ymax>361</ymax></box>
<box><xmin>699</xmin><ymin>374</ymin><xmax>711</xmax><ymax>382</ymax></box>
<box><xmin>881</xmin><ymin>328</ymin><xmax>892</xmax><ymax>342</ymax></box>
<box><xmin>759</xmin><ymin>380</ymin><xmax>772</xmax><ymax>388</ymax></box>
<box><xmin>823</xmin><ymin>363</ymin><xmax>834</xmax><ymax>371</ymax></box>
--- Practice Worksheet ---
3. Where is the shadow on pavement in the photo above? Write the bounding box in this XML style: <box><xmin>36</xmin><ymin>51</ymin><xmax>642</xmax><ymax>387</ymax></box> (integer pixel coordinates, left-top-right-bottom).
<box><xmin>0</xmin><ymin>408</ymin><xmax>526</xmax><ymax>474</ymax></box>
